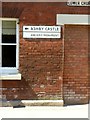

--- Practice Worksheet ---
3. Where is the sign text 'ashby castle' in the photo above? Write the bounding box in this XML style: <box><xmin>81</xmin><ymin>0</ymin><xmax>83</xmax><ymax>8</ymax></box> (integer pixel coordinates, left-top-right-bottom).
<box><xmin>23</xmin><ymin>26</ymin><xmax>61</xmax><ymax>39</ymax></box>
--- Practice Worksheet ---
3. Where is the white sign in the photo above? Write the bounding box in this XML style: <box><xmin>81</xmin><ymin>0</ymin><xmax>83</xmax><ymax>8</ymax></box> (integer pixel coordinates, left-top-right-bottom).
<box><xmin>23</xmin><ymin>26</ymin><xmax>61</xmax><ymax>38</ymax></box>
<box><xmin>67</xmin><ymin>1</ymin><xmax>90</xmax><ymax>6</ymax></box>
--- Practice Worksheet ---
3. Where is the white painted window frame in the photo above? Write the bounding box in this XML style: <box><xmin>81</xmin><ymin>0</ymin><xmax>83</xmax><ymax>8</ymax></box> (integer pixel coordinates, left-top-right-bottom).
<box><xmin>0</xmin><ymin>18</ymin><xmax>21</xmax><ymax>80</ymax></box>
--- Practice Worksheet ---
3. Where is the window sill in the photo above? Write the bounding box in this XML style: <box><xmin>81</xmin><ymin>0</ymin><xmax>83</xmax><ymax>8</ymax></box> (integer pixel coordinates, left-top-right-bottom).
<box><xmin>0</xmin><ymin>73</ymin><xmax>21</xmax><ymax>80</ymax></box>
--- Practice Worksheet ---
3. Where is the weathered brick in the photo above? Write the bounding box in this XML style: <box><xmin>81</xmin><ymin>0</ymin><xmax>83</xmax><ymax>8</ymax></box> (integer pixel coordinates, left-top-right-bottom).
<box><xmin>1</xmin><ymin>2</ymin><xmax>89</xmax><ymax>104</ymax></box>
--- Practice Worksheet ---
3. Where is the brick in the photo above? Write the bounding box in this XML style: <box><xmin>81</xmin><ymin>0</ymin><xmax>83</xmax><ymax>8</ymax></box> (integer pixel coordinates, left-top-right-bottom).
<box><xmin>64</xmin><ymin>25</ymin><xmax>89</xmax><ymax>104</ymax></box>
<box><xmin>1</xmin><ymin>3</ymin><xmax>89</xmax><ymax>104</ymax></box>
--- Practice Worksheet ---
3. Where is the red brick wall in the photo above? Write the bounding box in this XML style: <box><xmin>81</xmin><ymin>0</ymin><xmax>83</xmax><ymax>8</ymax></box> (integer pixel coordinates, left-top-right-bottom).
<box><xmin>19</xmin><ymin>34</ymin><xmax>63</xmax><ymax>100</ymax></box>
<box><xmin>64</xmin><ymin>25</ymin><xmax>89</xmax><ymax>104</ymax></box>
<box><xmin>2</xmin><ymin>3</ymin><xmax>65</xmax><ymax>100</ymax></box>
<box><xmin>1</xmin><ymin>2</ymin><xmax>89</xmax><ymax>104</ymax></box>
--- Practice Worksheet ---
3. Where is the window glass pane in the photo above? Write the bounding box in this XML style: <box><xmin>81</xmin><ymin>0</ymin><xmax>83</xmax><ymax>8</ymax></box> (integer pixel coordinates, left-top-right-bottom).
<box><xmin>2</xmin><ymin>21</ymin><xmax>16</xmax><ymax>43</ymax></box>
<box><xmin>2</xmin><ymin>29</ymin><xmax>16</xmax><ymax>35</ymax></box>
<box><xmin>2</xmin><ymin>35</ymin><xmax>16</xmax><ymax>43</ymax></box>
<box><xmin>2</xmin><ymin>21</ymin><xmax>16</xmax><ymax>35</ymax></box>
<box><xmin>2</xmin><ymin>45</ymin><xmax>16</xmax><ymax>67</ymax></box>
<box><xmin>2</xmin><ymin>21</ymin><xmax>16</xmax><ymax>29</ymax></box>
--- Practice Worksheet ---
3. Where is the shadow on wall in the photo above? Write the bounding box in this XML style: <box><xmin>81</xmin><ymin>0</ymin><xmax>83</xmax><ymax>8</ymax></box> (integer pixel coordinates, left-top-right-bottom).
<box><xmin>2</xmin><ymin>5</ymin><xmax>24</xmax><ymax>18</ymax></box>
<box><xmin>1</xmin><ymin>76</ymin><xmax>38</xmax><ymax>107</ymax></box>
<box><xmin>18</xmin><ymin>76</ymin><xmax>38</xmax><ymax>100</ymax></box>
